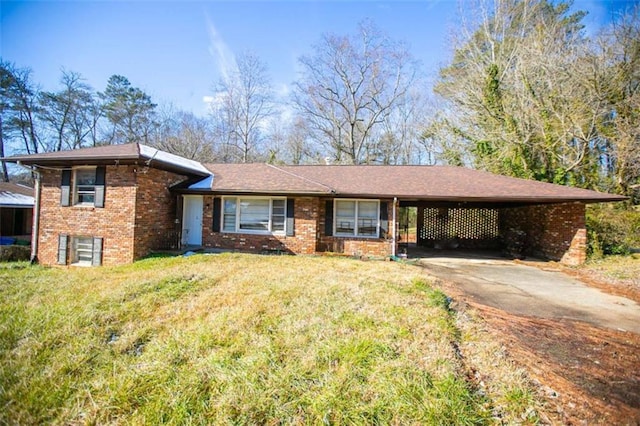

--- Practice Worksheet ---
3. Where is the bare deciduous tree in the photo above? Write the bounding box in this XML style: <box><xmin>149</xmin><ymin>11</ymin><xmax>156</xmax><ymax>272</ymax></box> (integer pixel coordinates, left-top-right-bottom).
<box><xmin>434</xmin><ymin>0</ymin><xmax>599</xmax><ymax>183</ymax></box>
<box><xmin>293</xmin><ymin>20</ymin><xmax>420</xmax><ymax>164</ymax></box>
<box><xmin>0</xmin><ymin>61</ymin><xmax>40</xmax><ymax>156</ymax></box>
<box><xmin>376</xmin><ymin>86</ymin><xmax>429</xmax><ymax>164</ymax></box>
<box><xmin>38</xmin><ymin>70</ymin><xmax>101</xmax><ymax>152</ymax></box>
<box><xmin>151</xmin><ymin>105</ymin><xmax>217</xmax><ymax>162</ymax></box>
<box><xmin>265</xmin><ymin>114</ymin><xmax>318</xmax><ymax>165</ymax></box>
<box><xmin>433</xmin><ymin>0</ymin><xmax>639</xmax><ymax>198</ymax></box>
<box><xmin>211</xmin><ymin>52</ymin><xmax>275</xmax><ymax>163</ymax></box>
<box><xmin>592</xmin><ymin>5</ymin><xmax>640</xmax><ymax>198</ymax></box>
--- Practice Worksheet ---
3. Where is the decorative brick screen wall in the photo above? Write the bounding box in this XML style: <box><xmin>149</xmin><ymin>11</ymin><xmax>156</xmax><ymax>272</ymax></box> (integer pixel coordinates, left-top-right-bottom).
<box><xmin>417</xmin><ymin>207</ymin><xmax>500</xmax><ymax>249</ymax></box>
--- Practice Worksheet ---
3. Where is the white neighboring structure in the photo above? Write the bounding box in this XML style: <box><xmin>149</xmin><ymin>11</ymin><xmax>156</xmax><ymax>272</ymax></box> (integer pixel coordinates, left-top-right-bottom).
<box><xmin>0</xmin><ymin>182</ymin><xmax>34</xmax><ymax>240</ymax></box>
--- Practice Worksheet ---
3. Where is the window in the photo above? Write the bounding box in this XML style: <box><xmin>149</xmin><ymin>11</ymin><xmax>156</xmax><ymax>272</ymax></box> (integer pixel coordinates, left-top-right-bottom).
<box><xmin>271</xmin><ymin>199</ymin><xmax>286</xmax><ymax>232</ymax></box>
<box><xmin>58</xmin><ymin>235</ymin><xmax>103</xmax><ymax>266</ymax></box>
<box><xmin>74</xmin><ymin>167</ymin><xmax>96</xmax><ymax>205</ymax></box>
<box><xmin>222</xmin><ymin>197</ymin><xmax>287</xmax><ymax>234</ymax></box>
<box><xmin>334</xmin><ymin>199</ymin><xmax>380</xmax><ymax>238</ymax></box>
<box><xmin>72</xmin><ymin>236</ymin><xmax>94</xmax><ymax>265</ymax></box>
<box><xmin>223</xmin><ymin>198</ymin><xmax>237</xmax><ymax>232</ymax></box>
<box><xmin>61</xmin><ymin>166</ymin><xmax>105</xmax><ymax>208</ymax></box>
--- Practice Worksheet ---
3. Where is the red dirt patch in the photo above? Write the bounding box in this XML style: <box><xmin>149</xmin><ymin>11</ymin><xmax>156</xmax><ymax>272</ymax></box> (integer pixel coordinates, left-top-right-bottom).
<box><xmin>439</xmin><ymin>274</ymin><xmax>640</xmax><ymax>425</ymax></box>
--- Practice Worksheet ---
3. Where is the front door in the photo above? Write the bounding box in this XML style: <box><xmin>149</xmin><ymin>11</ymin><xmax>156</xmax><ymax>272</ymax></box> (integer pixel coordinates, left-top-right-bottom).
<box><xmin>182</xmin><ymin>195</ymin><xmax>203</xmax><ymax>246</ymax></box>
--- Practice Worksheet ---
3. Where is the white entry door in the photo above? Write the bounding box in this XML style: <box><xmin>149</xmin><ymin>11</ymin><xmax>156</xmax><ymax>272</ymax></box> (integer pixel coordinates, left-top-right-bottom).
<box><xmin>182</xmin><ymin>195</ymin><xmax>203</xmax><ymax>246</ymax></box>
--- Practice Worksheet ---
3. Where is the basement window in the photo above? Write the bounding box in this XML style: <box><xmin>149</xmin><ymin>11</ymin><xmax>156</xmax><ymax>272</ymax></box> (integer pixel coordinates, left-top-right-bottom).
<box><xmin>72</xmin><ymin>237</ymin><xmax>94</xmax><ymax>266</ymax></box>
<box><xmin>58</xmin><ymin>235</ymin><xmax>103</xmax><ymax>266</ymax></box>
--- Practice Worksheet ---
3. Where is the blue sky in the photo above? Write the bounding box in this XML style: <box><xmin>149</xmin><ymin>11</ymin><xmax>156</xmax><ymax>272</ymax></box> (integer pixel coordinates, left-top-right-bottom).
<box><xmin>0</xmin><ymin>0</ymin><xmax>635</xmax><ymax>116</ymax></box>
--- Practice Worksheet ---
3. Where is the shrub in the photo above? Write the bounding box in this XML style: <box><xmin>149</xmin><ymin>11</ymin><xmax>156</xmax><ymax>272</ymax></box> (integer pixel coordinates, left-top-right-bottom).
<box><xmin>0</xmin><ymin>245</ymin><xmax>31</xmax><ymax>262</ymax></box>
<box><xmin>586</xmin><ymin>204</ymin><xmax>640</xmax><ymax>258</ymax></box>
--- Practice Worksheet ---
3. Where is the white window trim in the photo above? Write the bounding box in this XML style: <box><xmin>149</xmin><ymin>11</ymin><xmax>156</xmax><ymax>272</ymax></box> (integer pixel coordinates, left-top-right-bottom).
<box><xmin>221</xmin><ymin>196</ymin><xmax>287</xmax><ymax>235</ymax></box>
<box><xmin>334</xmin><ymin>199</ymin><xmax>381</xmax><ymax>238</ymax></box>
<box><xmin>71</xmin><ymin>236</ymin><xmax>93</xmax><ymax>267</ymax></box>
<box><xmin>73</xmin><ymin>166</ymin><xmax>97</xmax><ymax>207</ymax></box>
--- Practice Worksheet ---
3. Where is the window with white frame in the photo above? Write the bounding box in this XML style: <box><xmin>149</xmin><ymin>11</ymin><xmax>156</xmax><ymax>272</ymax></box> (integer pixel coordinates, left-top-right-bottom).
<box><xmin>334</xmin><ymin>199</ymin><xmax>380</xmax><ymax>237</ymax></box>
<box><xmin>222</xmin><ymin>197</ymin><xmax>286</xmax><ymax>234</ymax></box>
<box><xmin>74</xmin><ymin>167</ymin><xmax>96</xmax><ymax>205</ymax></box>
<box><xmin>72</xmin><ymin>236</ymin><xmax>94</xmax><ymax>266</ymax></box>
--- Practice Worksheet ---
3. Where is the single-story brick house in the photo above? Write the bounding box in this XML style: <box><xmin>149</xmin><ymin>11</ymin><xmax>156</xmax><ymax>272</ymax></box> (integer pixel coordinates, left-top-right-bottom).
<box><xmin>5</xmin><ymin>143</ymin><xmax>625</xmax><ymax>266</ymax></box>
<box><xmin>0</xmin><ymin>182</ymin><xmax>34</xmax><ymax>243</ymax></box>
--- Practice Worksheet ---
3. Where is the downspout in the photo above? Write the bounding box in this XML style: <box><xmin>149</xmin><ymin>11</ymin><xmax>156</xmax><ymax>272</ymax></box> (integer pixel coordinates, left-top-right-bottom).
<box><xmin>18</xmin><ymin>162</ymin><xmax>40</xmax><ymax>264</ymax></box>
<box><xmin>392</xmin><ymin>197</ymin><xmax>397</xmax><ymax>257</ymax></box>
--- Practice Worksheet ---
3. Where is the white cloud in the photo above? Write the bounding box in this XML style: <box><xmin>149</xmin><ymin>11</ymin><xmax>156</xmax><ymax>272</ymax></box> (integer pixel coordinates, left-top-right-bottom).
<box><xmin>205</xmin><ymin>15</ymin><xmax>238</xmax><ymax>85</ymax></box>
<box><xmin>275</xmin><ymin>82</ymin><xmax>291</xmax><ymax>98</ymax></box>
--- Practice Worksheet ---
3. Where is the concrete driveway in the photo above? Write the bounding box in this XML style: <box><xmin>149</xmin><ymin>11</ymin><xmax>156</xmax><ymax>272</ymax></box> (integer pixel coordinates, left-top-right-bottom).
<box><xmin>418</xmin><ymin>254</ymin><xmax>640</xmax><ymax>334</ymax></box>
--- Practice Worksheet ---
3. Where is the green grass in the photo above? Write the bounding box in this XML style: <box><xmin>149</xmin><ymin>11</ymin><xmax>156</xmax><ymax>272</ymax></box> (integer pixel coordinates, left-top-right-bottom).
<box><xmin>582</xmin><ymin>253</ymin><xmax>640</xmax><ymax>285</ymax></box>
<box><xmin>0</xmin><ymin>254</ymin><xmax>539</xmax><ymax>424</ymax></box>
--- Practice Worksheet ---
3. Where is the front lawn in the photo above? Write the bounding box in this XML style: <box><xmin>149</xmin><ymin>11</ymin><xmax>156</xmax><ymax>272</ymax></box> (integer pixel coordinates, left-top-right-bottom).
<box><xmin>0</xmin><ymin>254</ymin><xmax>538</xmax><ymax>424</ymax></box>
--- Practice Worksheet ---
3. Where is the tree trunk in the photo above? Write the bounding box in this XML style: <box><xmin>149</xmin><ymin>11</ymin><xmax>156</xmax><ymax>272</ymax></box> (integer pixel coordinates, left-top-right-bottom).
<box><xmin>0</xmin><ymin>115</ymin><xmax>9</xmax><ymax>182</ymax></box>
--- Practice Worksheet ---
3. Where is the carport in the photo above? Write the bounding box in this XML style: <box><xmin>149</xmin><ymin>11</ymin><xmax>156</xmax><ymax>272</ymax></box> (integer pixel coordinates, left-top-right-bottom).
<box><xmin>398</xmin><ymin>199</ymin><xmax>595</xmax><ymax>265</ymax></box>
<box><xmin>390</xmin><ymin>168</ymin><xmax>627</xmax><ymax>266</ymax></box>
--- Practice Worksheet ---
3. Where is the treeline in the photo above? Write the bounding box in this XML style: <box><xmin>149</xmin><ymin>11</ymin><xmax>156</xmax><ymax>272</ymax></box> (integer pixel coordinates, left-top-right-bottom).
<box><xmin>1</xmin><ymin>0</ymin><xmax>638</xmax><ymax>201</ymax></box>
<box><xmin>432</xmin><ymin>1</ymin><xmax>639</xmax><ymax>199</ymax></box>
<box><xmin>0</xmin><ymin>19</ymin><xmax>429</xmax><ymax>176</ymax></box>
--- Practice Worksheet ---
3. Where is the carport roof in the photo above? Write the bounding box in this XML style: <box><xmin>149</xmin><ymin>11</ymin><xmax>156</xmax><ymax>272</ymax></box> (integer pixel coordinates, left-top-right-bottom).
<box><xmin>0</xmin><ymin>182</ymin><xmax>34</xmax><ymax>208</ymax></box>
<box><xmin>195</xmin><ymin>164</ymin><xmax>625</xmax><ymax>204</ymax></box>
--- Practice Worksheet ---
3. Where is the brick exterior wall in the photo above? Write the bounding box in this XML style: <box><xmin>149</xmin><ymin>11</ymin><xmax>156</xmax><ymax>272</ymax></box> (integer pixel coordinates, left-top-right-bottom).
<box><xmin>317</xmin><ymin>198</ymin><xmax>394</xmax><ymax>257</ymax></box>
<box><xmin>201</xmin><ymin>196</ymin><xmax>395</xmax><ymax>258</ymax></box>
<box><xmin>501</xmin><ymin>202</ymin><xmax>587</xmax><ymax>265</ymax></box>
<box><xmin>133</xmin><ymin>168</ymin><xmax>185</xmax><ymax>259</ymax></box>
<box><xmin>37</xmin><ymin>165</ymin><xmax>186</xmax><ymax>266</ymax></box>
<box><xmin>202</xmin><ymin>196</ymin><xmax>319</xmax><ymax>254</ymax></box>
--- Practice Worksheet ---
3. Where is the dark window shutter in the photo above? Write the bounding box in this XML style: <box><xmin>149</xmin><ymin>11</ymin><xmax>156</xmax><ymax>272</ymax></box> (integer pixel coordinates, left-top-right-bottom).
<box><xmin>325</xmin><ymin>200</ymin><xmax>334</xmax><ymax>236</ymax></box>
<box><xmin>379</xmin><ymin>201</ymin><xmax>389</xmax><ymax>238</ymax></box>
<box><xmin>94</xmin><ymin>166</ymin><xmax>106</xmax><ymax>208</ymax></box>
<box><xmin>286</xmin><ymin>199</ymin><xmax>295</xmax><ymax>236</ymax></box>
<box><xmin>212</xmin><ymin>197</ymin><xmax>221</xmax><ymax>232</ymax></box>
<box><xmin>60</xmin><ymin>170</ymin><xmax>71</xmax><ymax>206</ymax></box>
<box><xmin>57</xmin><ymin>234</ymin><xmax>68</xmax><ymax>265</ymax></box>
<box><xmin>92</xmin><ymin>237</ymin><xmax>103</xmax><ymax>266</ymax></box>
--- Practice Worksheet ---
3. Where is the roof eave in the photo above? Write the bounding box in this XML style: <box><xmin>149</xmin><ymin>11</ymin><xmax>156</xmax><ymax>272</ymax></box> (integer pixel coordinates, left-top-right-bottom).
<box><xmin>0</xmin><ymin>203</ymin><xmax>34</xmax><ymax>208</ymax></box>
<box><xmin>174</xmin><ymin>188</ymin><xmax>333</xmax><ymax>196</ymax></box>
<box><xmin>7</xmin><ymin>156</ymin><xmax>209</xmax><ymax>177</ymax></box>
<box><xmin>333</xmin><ymin>193</ymin><xmax>628</xmax><ymax>203</ymax></box>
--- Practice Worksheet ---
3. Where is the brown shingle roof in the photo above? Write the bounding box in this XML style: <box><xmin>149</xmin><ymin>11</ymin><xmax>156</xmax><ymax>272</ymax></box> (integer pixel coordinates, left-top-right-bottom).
<box><xmin>203</xmin><ymin>163</ymin><xmax>625</xmax><ymax>203</ymax></box>
<box><xmin>204</xmin><ymin>163</ymin><xmax>330</xmax><ymax>194</ymax></box>
<box><xmin>2</xmin><ymin>143</ymin><xmax>625</xmax><ymax>203</ymax></box>
<box><xmin>6</xmin><ymin>143</ymin><xmax>140</xmax><ymax>162</ymax></box>
<box><xmin>4</xmin><ymin>143</ymin><xmax>210</xmax><ymax>176</ymax></box>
